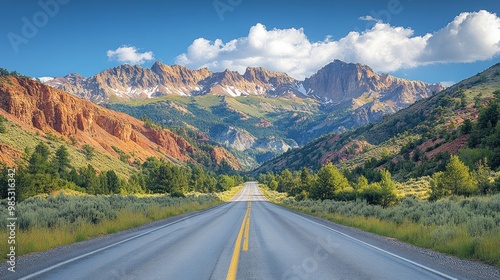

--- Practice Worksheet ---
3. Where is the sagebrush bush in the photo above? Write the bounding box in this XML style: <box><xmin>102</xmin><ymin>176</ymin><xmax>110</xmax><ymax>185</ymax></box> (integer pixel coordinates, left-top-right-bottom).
<box><xmin>282</xmin><ymin>194</ymin><xmax>500</xmax><ymax>238</ymax></box>
<box><xmin>0</xmin><ymin>192</ymin><xmax>222</xmax><ymax>231</ymax></box>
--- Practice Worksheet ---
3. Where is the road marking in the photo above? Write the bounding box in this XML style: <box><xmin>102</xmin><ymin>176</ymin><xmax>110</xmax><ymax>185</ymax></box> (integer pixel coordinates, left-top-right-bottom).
<box><xmin>18</xmin><ymin>204</ymin><xmax>227</xmax><ymax>280</ymax></box>
<box><xmin>226</xmin><ymin>186</ymin><xmax>252</xmax><ymax>280</ymax></box>
<box><xmin>293</xmin><ymin>211</ymin><xmax>458</xmax><ymax>280</ymax></box>
<box><xmin>244</xmin><ymin>188</ymin><xmax>252</xmax><ymax>251</ymax></box>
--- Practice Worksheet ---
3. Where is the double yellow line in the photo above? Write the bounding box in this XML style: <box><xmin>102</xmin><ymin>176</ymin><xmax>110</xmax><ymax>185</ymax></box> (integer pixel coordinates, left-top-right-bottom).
<box><xmin>226</xmin><ymin>193</ymin><xmax>252</xmax><ymax>280</ymax></box>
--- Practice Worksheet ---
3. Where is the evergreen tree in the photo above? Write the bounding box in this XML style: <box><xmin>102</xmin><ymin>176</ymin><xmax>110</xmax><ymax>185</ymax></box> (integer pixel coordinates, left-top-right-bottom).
<box><xmin>0</xmin><ymin>116</ymin><xmax>6</xmax><ymax>133</ymax></box>
<box><xmin>299</xmin><ymin>167</ymin><xmax>313</xmax><ymax>193</ymax></box>
<box><xmin>429</xmin><ymin>171</ymin><xmax>446</xmax><ymax>201</ymax></box>
<box><xmin>78</xmin><ymin>165</ymin><xmax>100</xmax><ymax>194</ymax></box>
<box><xmin>379</xmin><ymin>169</ymin><xmax>398</xmax><ymax>207</ymax></box>
<box><xmin>51</xmin><ymin>145</ymin><xmax>71</xmax><ymax>178</ymax></box>
<box><xmin>106</xmin><ymin>170</ymin><xmax>120</xmax><ymax>194</ymax></box>
<box><xmin>28</xmin><ymin>143</ymin><xmax>51</xmax><ymax>174</ymax></box>
<box><xmin>277</xmin><ymin>169</ymin><xmax>297</xmax><ymax>193</ymax></box>
<box><xmin>441</xmin><ymin>155</ymin><xmax>478</xmax><ymax>196</ymax></box>
<box><xmin>311</xmin><ymin>163</ymin><xmax>350</xmax><ymax>200</ymax></box>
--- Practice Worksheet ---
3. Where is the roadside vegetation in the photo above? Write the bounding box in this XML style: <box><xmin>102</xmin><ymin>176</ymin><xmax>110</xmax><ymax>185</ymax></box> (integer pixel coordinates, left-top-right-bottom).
<box><xmin>0</xmin><ymin>141</ymin><xmax>245</xmax><ymax>201</ymax></box>
<box><xmin>0</xmin><ymin>125</ymin><xmax>246</xmax><ymax>259</ymax></box>
<box><xmin>256</xmin><ymin>90</ymin><xmax>500</xmax><ymax>267</ymax></box>
<box><xmin>260</xmin><ymin>186</ymin><xmax>500</xmax><ymax>267</ymax></box>
<box><xmin>0</xmin><ymin>185</ymin><xmax>243</xmax><ymax>259</ymax></box>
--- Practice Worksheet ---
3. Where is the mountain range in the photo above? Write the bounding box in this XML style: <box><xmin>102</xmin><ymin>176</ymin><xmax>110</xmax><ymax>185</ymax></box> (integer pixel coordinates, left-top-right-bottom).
<box><xmin>43</xmin><ymin>60</ymin><xmax>443</xmax><ymax>108</ymax></box>
<box><xmin>40</xmin><ymin>60</ymin><xmax>443</xmax><ymax>168</ymax></box>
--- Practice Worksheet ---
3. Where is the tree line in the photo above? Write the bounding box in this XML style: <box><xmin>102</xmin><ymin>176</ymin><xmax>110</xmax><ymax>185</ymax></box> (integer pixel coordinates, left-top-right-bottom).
<box><xmin>259</xmin><ymin>153</ymin><xmax>499</xmax><ymax>207</ymax></box>
<box><xmin>0</xmin><ymin>142</ymin><xmax>244</xmax><ymax>201</ymax></box>
<box><xmin>258</xmin><ymin>164</ymin><xmax>398</xmax><ymax>207</ymax></box>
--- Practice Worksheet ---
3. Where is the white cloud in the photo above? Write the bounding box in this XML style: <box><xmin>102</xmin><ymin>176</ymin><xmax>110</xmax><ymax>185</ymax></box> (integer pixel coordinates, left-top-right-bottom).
<box><xmin>175</xmin><ymin>10</ymin><xmax>500</xmax><ymax>80</ymax></box>
<box><xmin>419</xmin><ymin>10</ymin><xmax>500</xmax><ymax>63</ymax></box>
<box><xmin>107</xmin><ymin>46</ymin><xmax>154</xmax><ymax>65</ymax></box>
<box><xmin>359</xmin><ymin>15</ymin><xmax>380</xmax><ymax>22</ymax></box>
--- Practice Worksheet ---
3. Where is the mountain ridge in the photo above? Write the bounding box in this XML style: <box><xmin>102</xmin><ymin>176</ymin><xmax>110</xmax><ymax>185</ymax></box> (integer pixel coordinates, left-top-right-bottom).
<box><xmin>42</xmin><ymin>60</ymin><xmax>443</xmax><ymax>107</ymax></box>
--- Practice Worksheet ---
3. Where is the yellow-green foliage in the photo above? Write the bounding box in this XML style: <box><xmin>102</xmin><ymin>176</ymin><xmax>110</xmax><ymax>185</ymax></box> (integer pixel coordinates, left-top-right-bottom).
<box><xmin>259</xmin><ymin>185</ymin><xmax>288</xmax><ymax>203</ymax></box>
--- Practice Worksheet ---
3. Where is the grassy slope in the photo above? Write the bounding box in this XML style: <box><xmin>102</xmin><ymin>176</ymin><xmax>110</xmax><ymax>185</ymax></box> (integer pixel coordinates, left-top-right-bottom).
<box><xmin>0</xmin><ymin>119</ymin><xmax>134</xmax><ymax>177</ymax></box>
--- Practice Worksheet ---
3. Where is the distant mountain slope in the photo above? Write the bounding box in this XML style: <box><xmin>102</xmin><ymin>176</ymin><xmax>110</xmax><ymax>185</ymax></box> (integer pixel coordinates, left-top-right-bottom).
<box><xmin>255</xmin><ymin>62</ymin><xmax>500</xmax><ymax>176</ymax></box>
<box><xmin>0</xmin><ymin>77</ymin><xmax>241</xmax><ymax>171</ymax></box>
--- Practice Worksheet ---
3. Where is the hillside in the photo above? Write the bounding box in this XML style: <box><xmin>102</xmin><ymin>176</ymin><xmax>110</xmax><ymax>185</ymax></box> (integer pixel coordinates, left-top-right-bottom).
<box><xmin>255</xmin><ymin>62</ymin><xmax>500</xmax><ymax>178</ymax></box>
<box><xmin>0</xmin><ymin>76</ymin><xmax>241</xmax><ymax>172</ymax></box>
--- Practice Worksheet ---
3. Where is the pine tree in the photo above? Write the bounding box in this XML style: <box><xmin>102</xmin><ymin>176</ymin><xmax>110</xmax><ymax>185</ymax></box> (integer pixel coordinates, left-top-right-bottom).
<box><xmin>311</xmin><ymin>163</ymin><xmax>350</xmax><ymax>200</ymax></box>
<box><xmin>28</xmin><ymin>142</ymin><xmax>51</xmax><ymax>174</ymax></box>
<box><xmin>379</xmin><ymin>169</ymin><xmax>398</xmax><ymax>207</ymax></box>
<box><xmin>441</xmin><ymin>155</ymin><xmax>478</xmax><ymax>196</ymax></box>
<box><xmin>51</xmin><ymin>145</ymin><xmax>71</xmax><ymax>178</ymax></box>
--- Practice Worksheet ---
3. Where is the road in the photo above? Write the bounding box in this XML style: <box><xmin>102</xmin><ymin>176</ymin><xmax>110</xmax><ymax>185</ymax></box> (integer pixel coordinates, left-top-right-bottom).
<box><xmin>2</xmin><ymin>182</ymin><xmax>498</xmax><ymax>279</ymax></box>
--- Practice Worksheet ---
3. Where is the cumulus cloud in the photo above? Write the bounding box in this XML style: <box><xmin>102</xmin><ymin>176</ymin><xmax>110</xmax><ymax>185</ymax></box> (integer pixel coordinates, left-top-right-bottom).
<box><xmin>107</xmin><ymin>46</ymin><xmax>154</xmax><ymax>65</ymax></box>
<box><xmin>419</xmin><ymin>10</ymin><xmax>500</xmax><ymax>63</ymax></box>
<box><xmin>175</xmin><ymin>10</ymin><xmax>500</xmax><ymax>80</ymax></box>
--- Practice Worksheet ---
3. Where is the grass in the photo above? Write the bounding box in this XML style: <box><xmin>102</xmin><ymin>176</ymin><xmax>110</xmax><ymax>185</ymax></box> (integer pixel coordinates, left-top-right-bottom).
<box><xmin>395</xmin><ymin>176</ymin><xmax>431</xmax><ymax>199</ymax></box>
<box><xmin>0</xmin><ymin>186</ymin><xmax>243</xmax><ymax>258</ymax></box>
<box><xmin>259</xmin><ymin>186</ymin><xmax>500</xmax><ymax>267</ymax></box>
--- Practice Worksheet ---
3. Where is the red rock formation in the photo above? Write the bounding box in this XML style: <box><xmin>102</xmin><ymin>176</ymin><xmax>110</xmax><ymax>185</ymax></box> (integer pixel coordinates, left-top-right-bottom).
<box><xmin>0</xmin><ymin>77</ymin><xmax>241</xmax><ymax>169</ymax></box>
<box><xmin>210</xmin><ymin>146</ymin><xmax>242</xmax><ymax>171</ymax></box>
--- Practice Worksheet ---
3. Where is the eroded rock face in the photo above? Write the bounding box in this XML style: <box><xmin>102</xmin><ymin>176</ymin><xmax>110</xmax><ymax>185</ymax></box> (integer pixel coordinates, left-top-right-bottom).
<box><xmin>0</xmin><ymin>77</ymin><xmax>241</xmax><ymax>169</ymax></box>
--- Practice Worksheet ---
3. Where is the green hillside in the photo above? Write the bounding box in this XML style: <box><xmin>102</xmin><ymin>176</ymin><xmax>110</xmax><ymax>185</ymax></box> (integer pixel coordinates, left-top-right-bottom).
<box><xmin>256</xmin><ymin>63</ymin><xmax>500</xmax><ymax>181</ymax></box>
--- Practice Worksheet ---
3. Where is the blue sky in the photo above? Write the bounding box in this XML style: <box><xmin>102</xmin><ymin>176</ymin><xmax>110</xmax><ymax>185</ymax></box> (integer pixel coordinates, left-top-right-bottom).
<box><xmin>1</xmin><ymin>0</ymin><xmax>499</xmax><ymax>85</ymax></box>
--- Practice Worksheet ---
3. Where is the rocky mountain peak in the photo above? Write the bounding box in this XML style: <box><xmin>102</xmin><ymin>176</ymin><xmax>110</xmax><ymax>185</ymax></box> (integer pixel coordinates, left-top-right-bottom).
<box><xmin>243</xmin><ymin>67</ymin><xmax>296</xmax><ymax>86</ymax></box>
<box><xmin>302</xmin><ymin>60</ymin><xmax>444</xmax><ymax>107</ymax></box>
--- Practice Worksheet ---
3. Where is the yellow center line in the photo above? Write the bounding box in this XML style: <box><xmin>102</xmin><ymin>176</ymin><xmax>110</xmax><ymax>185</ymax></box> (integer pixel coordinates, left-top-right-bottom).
<box><xmin>243</xmin><ymin>191</ymin><xmax>252</xmax><ymax>251</ymax></box>
<box><xmin>226</xmin><ymin>188</ymin><xmax>252</xmax><ymax>280</ymax></box>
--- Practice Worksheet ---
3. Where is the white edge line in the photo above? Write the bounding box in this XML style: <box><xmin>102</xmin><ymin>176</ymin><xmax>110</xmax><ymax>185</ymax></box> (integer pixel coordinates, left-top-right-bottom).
<box><xmin>19</xmin><ymin>204</ymin><xmax>225</xmax><ymax>280</ymax></box>
<box><xmin>294</xmin><ymin>212</ymin><xmax>458</xmax><ymax>280</ymax></box>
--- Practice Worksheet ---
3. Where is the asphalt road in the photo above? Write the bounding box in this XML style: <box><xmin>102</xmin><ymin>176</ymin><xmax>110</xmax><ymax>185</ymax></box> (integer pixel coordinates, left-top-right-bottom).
<box><xmin>2</xmin><ymin>182</ymin><xmax>499</xmax><ymax>279</ymax></box>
